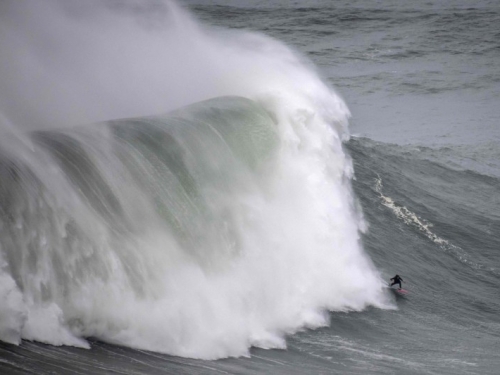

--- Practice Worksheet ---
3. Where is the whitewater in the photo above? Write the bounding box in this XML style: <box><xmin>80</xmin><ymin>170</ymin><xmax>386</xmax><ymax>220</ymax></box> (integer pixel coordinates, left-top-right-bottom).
<box><xmin>0</xmin><ymin>0</ymin><xmax>388</xmax><ymax>360</ymax></box>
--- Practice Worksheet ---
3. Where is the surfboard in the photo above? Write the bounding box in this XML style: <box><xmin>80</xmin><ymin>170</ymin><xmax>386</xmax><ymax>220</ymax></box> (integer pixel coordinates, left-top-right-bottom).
<box><xmin>391</xmin><ymin>288</ymin><xmax>408</xmax><ymax>295</ymax></box>
<box><xmin>387</xmin><ymin>285</ymin><xmax>408</xmax><ymax>294</ymax></box>
<box><xmin>389</xmin><ymin>288</ymin><xmax>409</xmax><ymax>296</ymax></box>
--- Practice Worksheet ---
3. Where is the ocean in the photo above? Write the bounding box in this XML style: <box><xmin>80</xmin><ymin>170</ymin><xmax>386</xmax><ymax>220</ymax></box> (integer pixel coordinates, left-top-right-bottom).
<box><xmin>0</xmin><ymin>0</ymin><xmax>499</xmax><ymax>374</ymax></box>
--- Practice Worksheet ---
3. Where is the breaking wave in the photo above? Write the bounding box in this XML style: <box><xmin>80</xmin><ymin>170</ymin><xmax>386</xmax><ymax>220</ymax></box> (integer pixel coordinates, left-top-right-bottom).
<box><xmin>0</xmin><ymin>0</ymin><xmax>387</xmax><ymax>359</ymax></box>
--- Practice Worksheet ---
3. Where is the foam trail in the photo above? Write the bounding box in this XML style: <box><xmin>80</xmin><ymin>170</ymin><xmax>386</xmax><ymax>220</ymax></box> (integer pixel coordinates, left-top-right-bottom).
<box><xmin>0</xmin><ymin>0</ymin><xmax>389</xmax><ymax>359</ymax></box>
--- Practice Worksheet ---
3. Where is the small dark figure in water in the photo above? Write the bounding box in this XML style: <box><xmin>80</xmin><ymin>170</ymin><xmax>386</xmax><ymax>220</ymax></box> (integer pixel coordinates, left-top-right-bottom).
<box><xmin>389</xmin><ymin>275</ymin><xmax>404</xmax><ymax>289</ymax></box>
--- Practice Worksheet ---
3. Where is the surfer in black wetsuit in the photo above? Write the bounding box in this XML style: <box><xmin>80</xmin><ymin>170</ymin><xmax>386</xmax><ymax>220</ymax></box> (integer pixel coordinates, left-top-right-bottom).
<box><xmin>389</xmin><ymin>275</ymin><xmax>404</xmax><ymax>289</ymax></box>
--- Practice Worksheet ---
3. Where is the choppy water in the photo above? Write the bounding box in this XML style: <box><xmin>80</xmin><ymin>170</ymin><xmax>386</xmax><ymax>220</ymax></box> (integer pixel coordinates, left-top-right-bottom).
<box><xmin>1</xmin><ymin>0</ymin><xmax>499</xmax><ymax>374</ymax></box>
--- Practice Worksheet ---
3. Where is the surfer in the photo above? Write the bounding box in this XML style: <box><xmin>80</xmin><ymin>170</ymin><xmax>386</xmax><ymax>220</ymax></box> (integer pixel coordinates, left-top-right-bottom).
<box><xmin>389</xmin><ymin>275</ymin><xmax>404</xmax><ymax>289</ymax></box>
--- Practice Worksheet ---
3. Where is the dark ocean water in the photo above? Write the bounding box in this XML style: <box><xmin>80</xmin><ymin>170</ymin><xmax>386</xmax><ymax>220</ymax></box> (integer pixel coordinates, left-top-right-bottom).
<box><xmin>189</xmin><ymin>0</ymin><xmax>500</xmax><ymax>145</ymax></box>
<box><xmin>1</xmin><ymin>1</ymin><xmax>499</xmax><ymax>374</ymax></box>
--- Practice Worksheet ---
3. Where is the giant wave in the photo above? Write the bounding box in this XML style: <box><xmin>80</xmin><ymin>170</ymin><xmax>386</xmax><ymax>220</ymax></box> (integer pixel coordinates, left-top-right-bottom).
<box><xmin>0</xmin><ymin>0</ymin><xmax>388</xmax><ymax>359</ymax></box>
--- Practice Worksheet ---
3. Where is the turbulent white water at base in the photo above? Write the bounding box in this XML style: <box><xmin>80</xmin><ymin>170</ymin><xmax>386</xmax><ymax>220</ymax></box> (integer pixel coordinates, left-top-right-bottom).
<box><xmin>0</xmin><ymin>0</ymin><xmax>390</xmax><ymax>359</ymax></box>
